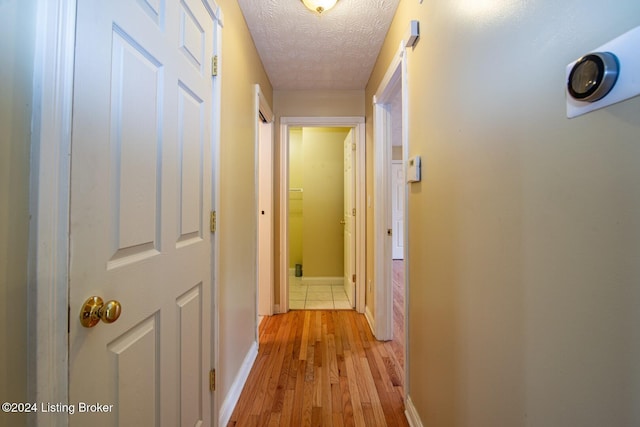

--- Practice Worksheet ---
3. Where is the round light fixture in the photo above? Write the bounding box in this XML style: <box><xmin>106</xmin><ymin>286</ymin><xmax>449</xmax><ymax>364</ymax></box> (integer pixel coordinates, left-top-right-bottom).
<box><xmin>567</xmin><ymin>52</ymin><xmax>619</xmax><ymax>102</ymax></box>
<box><xmin>301</xmin><ymin>0</ymin><xmax>338</xmax><ymax>14</ymax></box>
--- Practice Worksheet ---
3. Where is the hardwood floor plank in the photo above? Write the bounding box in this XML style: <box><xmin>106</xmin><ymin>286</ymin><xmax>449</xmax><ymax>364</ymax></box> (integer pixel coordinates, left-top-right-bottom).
<box><xmin>343</xmin><ymin>349</ymin><xmax>366</xmax><ymax>426</ymax></box>
<box><xmin>280</xmin><ymin>389</ymin><xmax>294</xmax><ymax>427</ymax></box>
<box><xmin>227</xmin><ymin>310</ymin><xmax>408</xmax><ymax>427</ymax></box>
<box><xmin>300</xmin><ymin>310</ymin><xmax>311</xmax><ymax>361</ymax></box>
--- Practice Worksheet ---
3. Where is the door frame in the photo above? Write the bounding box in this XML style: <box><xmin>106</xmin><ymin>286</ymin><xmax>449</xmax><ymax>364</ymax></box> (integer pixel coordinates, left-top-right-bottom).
<box><xmin>279</xmin><ymin>117</ymin><xmax>366</xmax><ymax>314</ymax></box>
<box><xmin>255</xmin><ymin>84</ymin><xmax>274</xmax><ymax>326</ymax></box>
<box><xmin>372</xmin><ymin>41</ymin><xmax>409</xmax><ymax>356</ymax></box>
<box><xmin>28</xmin><ymin>1</ymin><xmax>223</xmax><ymax>424</ymax></box>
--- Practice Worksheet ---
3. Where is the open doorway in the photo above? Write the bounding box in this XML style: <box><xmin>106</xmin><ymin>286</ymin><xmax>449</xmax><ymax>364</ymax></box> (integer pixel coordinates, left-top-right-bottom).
<box><xmin>279</xmin><ymin>117</ymin><xmax>366</xmax><ymax>314</ymax></box>
<box><xmin>373</xmin><ymin>44</ymin><xmax>409</xmax><ymax>396</ymax></box>
<box><xmin>388</xmin><ymin>84</ymin><xmax>406</xmax><ymax>383</ymax></box>
<box><xmin>287</xmin><ymin>126</ymin><xmax>354</xmax><ymax>310</ymax></box>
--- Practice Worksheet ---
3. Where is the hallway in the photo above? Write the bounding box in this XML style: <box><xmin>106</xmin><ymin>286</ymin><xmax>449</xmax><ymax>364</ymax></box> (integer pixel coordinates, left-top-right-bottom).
<box><xmin>228</xmin><ymin>310</ymin><xmax>408</xmax><ymax>426</ymax></box>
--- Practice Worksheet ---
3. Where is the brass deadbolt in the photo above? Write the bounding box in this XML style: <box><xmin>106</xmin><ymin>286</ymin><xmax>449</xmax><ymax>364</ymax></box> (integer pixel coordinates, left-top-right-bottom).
<box><xmin>79</xmin><ymin>296</ymin><xmax>122</xmax><ymax>328</ymax></box>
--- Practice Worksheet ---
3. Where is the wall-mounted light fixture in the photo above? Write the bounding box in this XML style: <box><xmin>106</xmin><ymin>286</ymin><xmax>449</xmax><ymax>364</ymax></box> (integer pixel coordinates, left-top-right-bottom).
<box><xmin>301</xmin><ymin>0</ymin><xmax>338</xmax><ymax>14</ymax></box>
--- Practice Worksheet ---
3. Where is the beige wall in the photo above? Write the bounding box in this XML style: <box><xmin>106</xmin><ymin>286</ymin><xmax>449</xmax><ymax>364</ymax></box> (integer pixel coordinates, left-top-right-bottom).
<box><xmin>288</xmin><ymin>127</ymin><xmax>351</xmax><ymax>276</ymax></box>
<box><xmin>367</xmin><ymin>1</ymin><xmax>640</xmax><ymax>425</ymax></box>
<box><xmin>273</xmin><ymin>90</ymin><xmax>364</xmax><ymax>302</ymax></box>
<box><xmin>215</xmin><ymin>0</ymin><xmax>273</xmax><ymax>410</ymax></box>
<box><xmin>300</xmin><ymin>127</ymin><xmax>348</xmax><ymax>277</ymax></box>
<box><xmin>0</xmin><ymin>1</ymin><xmax>36</xmax><ymax>426</ymax></box>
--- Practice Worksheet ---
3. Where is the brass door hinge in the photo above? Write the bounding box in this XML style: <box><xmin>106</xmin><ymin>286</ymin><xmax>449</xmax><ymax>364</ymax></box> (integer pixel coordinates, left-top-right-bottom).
<box><xmin>209</xmin><ymin>369</ymin><xmax>216</xmax><ymax>392</ymax></box>
<box><xmin>210</xmin><ymin>210</ymin><xmax>217</xmax><ymax>233</ymax></box>
<box><xmin>352</xmin><ymin>208</ymin><xmax>356</xmax><ymax>216</ymax></box>
<box><xmin>211</xmin><ymin>55</ymin><xmax>218</xmax><ymax>76</ymax></box>
<box><xmin>352</xmin><ymin>274</ymin><xmax>356</xmax><ymax>283</ymax></box>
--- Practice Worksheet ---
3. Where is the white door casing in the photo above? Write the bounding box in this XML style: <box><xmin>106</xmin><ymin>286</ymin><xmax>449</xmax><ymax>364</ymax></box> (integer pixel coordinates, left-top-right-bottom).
<box><xmin>279</xmin><ymin>117</ymin><xmax>366</xmax><ymax>314</ymax></box>
<box><xmin>69</xmin><ymin>0</ymin><xmax>216</xmax><ymax>425</ymax></box>
<box><xmin>257</xmin><ymin>85</ymin><xmax>274</xmax><ymax>318</ymax></box>
<box><xmin>391</xmin><ymin>161</ymin><xmax>405</xmax><ymax>260</ymax></box>
<box><xmin>373</xmin><ymin>39</ymin><xmax>409</xmax><ymax>397</ymax></box>
<box><xmin>343</xmin><ymin>130</ymin><xmax>356</xmax><ymax>306</ymax></box>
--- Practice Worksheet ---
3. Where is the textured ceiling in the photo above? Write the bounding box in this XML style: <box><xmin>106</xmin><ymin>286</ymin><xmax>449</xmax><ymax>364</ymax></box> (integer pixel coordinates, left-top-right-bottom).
<box><xmin>237</xmin><ymin>0</ymin><xmax>400</xmax><ymax>90</ymax></box>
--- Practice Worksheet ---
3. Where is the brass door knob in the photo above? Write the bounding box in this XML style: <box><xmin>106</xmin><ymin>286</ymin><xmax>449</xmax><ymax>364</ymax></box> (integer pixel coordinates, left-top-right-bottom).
<box><xmin>340</xmin><ymin>219</ymin><xmax>346</xmax><ymax>225</ymax></box>
<box><xmin>79</xmin><ymin>296</ymin><xmax>122</xmax><ymax>328</ymax></box>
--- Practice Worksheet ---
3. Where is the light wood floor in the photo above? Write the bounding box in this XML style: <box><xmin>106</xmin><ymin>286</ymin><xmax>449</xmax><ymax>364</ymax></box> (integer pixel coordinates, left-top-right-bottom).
<box><xmin>227</xmin><ymin>309</ymin><xmax>409</xmax><ymax>426</ymax></box>
<box><xmin>384</xmin><ymin>260</ymin><xmax>405</xmax><ymax>392</ymax></box>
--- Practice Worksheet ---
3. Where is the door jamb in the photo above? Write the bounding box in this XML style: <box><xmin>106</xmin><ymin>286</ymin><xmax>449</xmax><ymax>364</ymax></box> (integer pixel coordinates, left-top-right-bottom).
<box><xmin>211</xmin><ymin>6</ymin><xmax>223</xmax><ymax>426</ymax></box>
<box><xmin>279</xmin><ymin>117</ymin><xmax>366</xmax><ymax>314</ymax></box>
<box><xmin>372</xmin><ymin>41</ymin><xmax>410</xmax><ymax>402</ymax></box>
<box><xmin>29</xmin><ymin>0</ymin><xmax>76</xmax><ymax>424</ymax></box>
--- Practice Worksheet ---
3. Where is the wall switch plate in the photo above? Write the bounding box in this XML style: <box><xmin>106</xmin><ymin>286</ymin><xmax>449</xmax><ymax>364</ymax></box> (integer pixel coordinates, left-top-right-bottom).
<box><xmin>567</xmin><ymin>26</ymin><xmax>640</xmax><ymax>118</ymax></box>
<box><xmin>407</xmin><ymin>155</ymin><xmax>421</xmax><ymax>183</ymax></box>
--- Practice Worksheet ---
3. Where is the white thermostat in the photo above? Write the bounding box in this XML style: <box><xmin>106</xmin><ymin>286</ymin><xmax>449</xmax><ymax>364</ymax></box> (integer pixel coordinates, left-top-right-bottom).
<box><xmin>407</xmin><ymin>156</ymin><xmax>421</xmax><ymax>183</ymax></box>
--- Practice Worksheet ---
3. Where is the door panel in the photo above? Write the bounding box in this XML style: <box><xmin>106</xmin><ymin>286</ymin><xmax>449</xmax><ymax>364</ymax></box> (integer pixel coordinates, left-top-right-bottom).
<box><xmin>343</xmin><ymin>130</ymin><xmax>355</xmax><ymax>306</ymax></box>
<box><xmin>258</xmin><ymin>118</ymin><xmax>273</xmax><ymax>316</ymax></box>
<box><xmin>392</xmin><ymin>162</ymin><xmax>404</xmax><ymax>260</ymax></box>
<box><xmin>107</xmin><ymin>314</ymin><xmax>160</xmax><ymax>425</ymax></box>
<box><xmin>69</xmin><ymin>0</ymin><xmax>214</xmax><ymax>425</ymax></box>
<box><xmin>109</xmin><ymin>27</ymin><xmax>163</xmax><ymax>268</ymax></box>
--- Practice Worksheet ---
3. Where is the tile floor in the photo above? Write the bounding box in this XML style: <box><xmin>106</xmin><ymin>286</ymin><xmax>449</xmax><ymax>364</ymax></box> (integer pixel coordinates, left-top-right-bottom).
<box><xmin>289</xmin><ymin>276</ymin><xmax>353</xmax><ymax>310</ymax></box>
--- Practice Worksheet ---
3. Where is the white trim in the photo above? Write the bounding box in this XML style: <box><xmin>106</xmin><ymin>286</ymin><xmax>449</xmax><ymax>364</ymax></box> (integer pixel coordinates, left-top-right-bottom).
<box><xmin>255</xmin><ymin>84</ymin><xmax>274</xmax><ymax>343</ymax></box>
<box><xmin>373</xmin><ymin>45</ymin><xmax>403</xmax><ymax>341</ymax></box>
<box><xmin>29</xmin><ymin>0</ymin><xmax>76</xmax><ymax>425</ymax></box>
<box><xmin>364</xmin><ymin>305</ymin><xmax>376</xmax><ymax>335</ymax></box>
<box><xmin>373</xmin><ymin>41</ymin><xmax>411</xmax><ymax>400</ymax></box>
<box><xmin>218</xmin><ymin>341</ymin><xmax>259</xmax><ymax>427</ymax></box>
<box><xmin>211</xmin><ymin>10</ymin><xmax>223</xmax><ymax>427</ymax></box>
<box><xmin>256</xmin><ymin>84</ymin><xmax>274</xmax><ymax>122</ymax></box>
<box><xmin>279</xmin><ymin>117</ymin><xmax>366</xmax><ymax>315</ymax></box>
<box><xmin>404</xmin><ymin>395</ymin><xmax>424</xmax><ymax>427</ymax></box>
<box><xmin>300</xmin><ymin>276</ymin><xmax>343</xmax><ymax>286</ymax></box>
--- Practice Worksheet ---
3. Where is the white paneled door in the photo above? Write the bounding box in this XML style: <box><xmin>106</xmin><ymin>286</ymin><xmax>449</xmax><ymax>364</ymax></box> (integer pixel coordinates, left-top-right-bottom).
<box><xmin>391</xmin><ymin>161</ymin><xmax>404</xmax><ymax>260</ymax></box>
<box><xmin>343</xmin><ymin>130</ymin><xmax>356</xmax><ymax>307</ymax></box>
<box><xmin>69</xmin><ymin>0</ymin><xmax>214</xmax><ymax>425</ymax></box>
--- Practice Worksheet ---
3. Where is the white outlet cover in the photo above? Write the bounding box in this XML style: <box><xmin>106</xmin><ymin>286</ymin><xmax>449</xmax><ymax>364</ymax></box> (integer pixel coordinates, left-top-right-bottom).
<box><xmin>566</xmin><ymin>26</ymin><xmax>640</xmax><ymax>118</ymax></box>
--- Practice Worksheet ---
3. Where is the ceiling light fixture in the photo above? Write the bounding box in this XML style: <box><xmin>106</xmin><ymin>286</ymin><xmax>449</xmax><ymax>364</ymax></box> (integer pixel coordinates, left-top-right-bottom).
<box><xmin>301</xmin><ymin>0</ymin><xmax>338</xmax><ymax>14</ymax></box>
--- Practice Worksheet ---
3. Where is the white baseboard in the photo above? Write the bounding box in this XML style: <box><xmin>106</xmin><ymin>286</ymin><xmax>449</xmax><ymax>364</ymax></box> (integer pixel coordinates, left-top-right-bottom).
<box><xmin>218</xmin><ymin>341</ymin><xmax>258</xmax><ymax>426</ymax></box>
<box><xmin>405</xmin><ymin>395</ymin><xmax>424</xmax><ymax>427</ymax></box>
<box><xmin>301</xmin><ymin>276</ymin><xmax>343</xmax><ymax>286</ymax></box>
<box><xmin>364</xmin><ymin>305</ymin><xmax>375</xmax><ymax>335</ymax></box>
<box><xmin>274</xmin><ymin>304</ymin><xmax>281</xmax><ymax>314</ymax></box>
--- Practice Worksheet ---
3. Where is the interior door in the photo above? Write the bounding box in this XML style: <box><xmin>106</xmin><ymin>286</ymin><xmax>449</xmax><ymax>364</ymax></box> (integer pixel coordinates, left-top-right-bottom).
<box><xmin>69</xmin><ymin>0</ymin><xmax>214</xmax><ymax>425</ymax></box>
<box><xmin>343</xmin><ymin>130</ymin><xmax>356</xmax><ymax>307</ymax></box>
<box><xmin>258</xmin><ymin>116</ymin><xmax>273</xmax><ymax>316</ymax></box>
<box><xmin>391</xmin><ymin>161</ymin><xmax>405</xmax><ymax>259</ymax></box>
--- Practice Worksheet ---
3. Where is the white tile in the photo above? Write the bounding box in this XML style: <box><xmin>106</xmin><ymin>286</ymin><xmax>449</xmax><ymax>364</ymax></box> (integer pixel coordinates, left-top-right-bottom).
<box><xmin>334</xmin><ymin>300</ymin><xmax>353</xmax><ymax>310</ymax></box>
<box><xmin>305</xmin><ymin>300</ymin><xmax>334</xmax><ymax>310</ymax></box>
<box><xmin>333</xmin><ymin>291</ymin><xmax>349</xmax><ymax>301</ymax></box>
<box><xmin>289</xmin><ymin>294</ymin><xmax>307</xmax><ymax>302</ymax></box>
<box><xmin>289</xmin><ymin>300</ymin><xmax>305</xmax><ymax>310</ymax></box>
<box><xmin>308</xmin><ymin>285</ymin><xmax>332</xmax><ymax>292</ymax></box>
<box><xmin>306</xmin><ymin>291</ymin><xmax>333</xmax><ymax>301</ymax></box>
